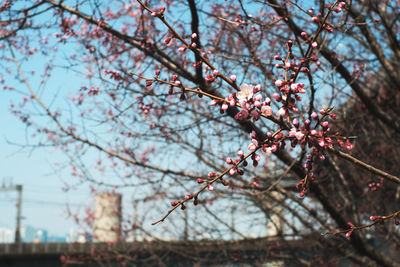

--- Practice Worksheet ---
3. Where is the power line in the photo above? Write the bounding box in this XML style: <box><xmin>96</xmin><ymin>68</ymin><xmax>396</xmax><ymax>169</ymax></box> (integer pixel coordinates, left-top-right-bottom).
<box><xmin>0</xmin><ymin>198</ymin><xmax>82</xmax><ymax>207</ymax></box>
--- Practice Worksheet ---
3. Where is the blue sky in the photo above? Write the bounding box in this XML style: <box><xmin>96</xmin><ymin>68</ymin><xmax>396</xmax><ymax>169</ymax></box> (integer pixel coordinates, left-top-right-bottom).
<box><xmin>0</xmin><ymin>86</ymin><xmax>90</xmax><ymax>236</ymax></box>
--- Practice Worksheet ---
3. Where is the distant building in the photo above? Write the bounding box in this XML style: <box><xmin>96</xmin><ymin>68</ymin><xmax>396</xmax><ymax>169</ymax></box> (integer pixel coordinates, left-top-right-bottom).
<box><xmin>21</xmin><ymin>225</ymin><xmax>48</xmax><ymax>243</ymax></box>
<box><xmin>0</xmin><ymin>227</ymin><xmax>14</xmax><ymax>243</ymax></box>
<box><xmin>47</xmin><ymin>235</ymin><xmax>67</xmax><ymax>243</ymax></box>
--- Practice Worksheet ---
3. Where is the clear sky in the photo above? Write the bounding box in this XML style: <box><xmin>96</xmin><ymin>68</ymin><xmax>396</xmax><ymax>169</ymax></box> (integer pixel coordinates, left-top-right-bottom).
<box><xmin>0</xmin><ymin>86</ymin><xmax>90</xmax><ymax>236</ymax></box>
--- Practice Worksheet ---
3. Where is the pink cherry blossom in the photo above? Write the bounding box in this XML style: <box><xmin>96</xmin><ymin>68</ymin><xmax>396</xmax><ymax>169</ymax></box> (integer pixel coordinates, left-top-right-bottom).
<box><xmin>261</xmin><ymin>105</ymin><xmax>272</xmax><ymax>116</ymax></box>
<box><xmin>236</xmin><ymin>83</ymin><xmax>254</xmax><ymax>105</ymax></box>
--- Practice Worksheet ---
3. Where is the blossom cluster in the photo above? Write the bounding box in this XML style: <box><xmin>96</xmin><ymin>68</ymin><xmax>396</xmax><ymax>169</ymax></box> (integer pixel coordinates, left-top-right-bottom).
<box><xmin>207</xmin><ymin>78</ymin><xmax>355</xmax><ymax>197</ymax></box>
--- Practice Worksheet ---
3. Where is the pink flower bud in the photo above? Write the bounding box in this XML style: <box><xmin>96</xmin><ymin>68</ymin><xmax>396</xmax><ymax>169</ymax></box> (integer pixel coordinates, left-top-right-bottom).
<box><xmin>293</xmin><ymin>118</ymin><xmax>299</xmax><ymax>127</ymax></box>
<box><xmin>146</xmin><ymin>80</ymin><xmax>153</xmax><ymax>87</ymax></box>
<box><xmin>321</xmin><ymin>121</ymin><xmax>329</xmax><ymax>127</ymax></box>
<box><xmin>273</xmin><ymin>55</ymin><xmax>282</xmax><ymax>60</ymax></box>
<box><xmin>151</xmin><ymin>12</ymin><xmax>158</xmax><ymax>17</ymax></box>
<box><xmin>275</xmin><ymin>79</ymin><xmax>285</xmax><ymax>87</ymax></box>
<box><xmin>178</xmin><ymin>46</ymin><xmax>187</xmax><ymax>53</ymax></box>
<box><xmin>272</xmin><ymin>94</ymin><xmax>280</xmax><ymax>102</ymax></box>
<box><xmin>345</xmin><ymin>230</ymin><xmax>353</xmax><ymax>238</ymax></box>
<box><xmin>302</xmin><ymin>162</ymin><xmax>309</xmax><ymax>169</ymax></box>
<box><xmin>295</xmin><ymin>131</ymin><xmax>304</xmax><ymax>140</ymax></box>
<box><xmin>296</xmin><ymin>181</ymin><xmax>303</xmax><ymax>190</ymax></box>
<box><xmin>191</xmin><ymin>33</ymin><xmax>197</xmax><ymax>39</ymax></box>
<box><xmin>208</xmin><ymin>184</ymin><xmax>214</xmax><ymax>191</ymax></box>
<box><xmin>230</xmin><ymin>75</ymin><xmax>236</xmax><ymax>82</ymax></box>
<box><xmin>252</xmin><ymin>95</ymin><xmax>261</xmax><ymax>102</ymax></box>
<box><xmin>318</xmin><ymin>139</ymin><xmax>325</xmax><ymax>147</ymax></box>
<box><xmin>370</xmin><ymin>216</ymin><xmax>379</xmax><ymax>221</ymax></box>
<box><xmin>311</xmin><ymin>112</ymin><xmax>318</xmax><ymax>119</ymax></box>
<box><xmin>163</xmin><ymin>37</ymin><xmax>172</xmax><ymax>45</ymax></box>
<box><xmin>197</xmin><ymin>178</ymin><xmax>205</xmax><ymax>184</ymax></box>
<box><xmin>301</xmin><ymin>32</ymin><xmax>308</xmax><ymax>39</ymax></box>
<box><xmin>325</xmin><ymin>26</ymin><xmax>334</xmax><ymax>33</ymax></box>
<box><xmin>345</xmin><ymin>141</ymin><xmax>354</xmax><ymax>151</ymax></box>
<box><xmin>208</xmin><ymin>172</ymin><xmax>217</xmax><ymax>177</ymax></box>
<box><xmin>312</xmin><ymin>42</ymin><xmax>318</xmax><ymax>48</ymax></box>
<box><xmin>300</xmin><ymin>67</ymin><xmax>309</xmax><ymax>73</ymax></box>
<box><xmin>229</xmin><ymin>168</ymin><xmax>236</xmax><ymax>176</ymax></box>
<box><xmin>213</xmin><ymin>69</ymin><xmax>219</xmax><ymax>76</ymax></box>
<box><xmin>226</xmin><ymin>157</ymin><xmax>233</xmax><ymax>164</ymax></box>
<box><xmin>290</xmin><ymin>83</ymin><xmax>298</xmax><ymax>92</ymax></box>
<box><xmin>238</xmin><ymin>150</ymin><xmax>244</xmax><ymax>157</ymax></box>
<box><xmin>333</xmin><ymin>7</ymin><xmax>342</xmax><ymax>13</ymax></box>
<box><xmin>185</xmin><ymin>194</ymin><xmax>193</xmax><ymax>200</ymax></box>
<box><xmin>250</xmin><ymin>109</ymin><xmax>260</xmax><ymax>121</ymax></box>
<box><xmin>221</xmin><ymin>102</ymin><xmax>228</xmax><ymax>111</ymax></box>
<box><xmin>210</xmin><ymin>99</ymin><xmax>219</xmax><ymax>106</ymax></box>
<box><xmin>312</xmin><ymin>17</ymin><xmax>320</xmax><ymax>23</ymax></box>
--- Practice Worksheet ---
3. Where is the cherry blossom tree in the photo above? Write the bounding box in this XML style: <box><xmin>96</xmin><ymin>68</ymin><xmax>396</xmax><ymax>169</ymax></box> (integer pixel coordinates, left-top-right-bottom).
<box><xmin>1</xmin><ymin>0</ymin><xmax>400</xmax><ymax>265</ymax></box>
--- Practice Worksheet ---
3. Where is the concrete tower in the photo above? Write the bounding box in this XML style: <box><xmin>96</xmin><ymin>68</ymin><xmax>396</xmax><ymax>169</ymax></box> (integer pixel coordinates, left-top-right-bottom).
<box><xmin>93</xmin><ymin>193</ymin><xmax>122</xmax><ymax>242</ymax></box>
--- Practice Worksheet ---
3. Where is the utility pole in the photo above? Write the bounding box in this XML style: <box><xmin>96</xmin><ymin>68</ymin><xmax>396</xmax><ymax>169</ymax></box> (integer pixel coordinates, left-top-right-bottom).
<box><xmin>15</xmin><ymin>185</ymin><xmax>23</xmax><ymax>243</ymax></box>
<box><xmin>183</xmin><ymin>209</ymin><xmax>188</xmax><ymax>241</ymax></box>
<box><xmin>0</xmin><ymin>178</ymin><xmax>23</xmax><ymax>243</ymax></box>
